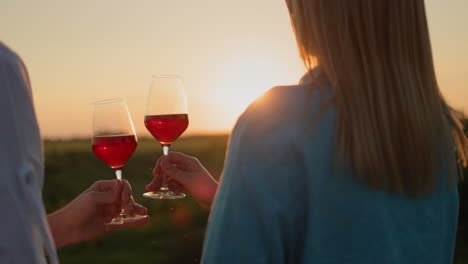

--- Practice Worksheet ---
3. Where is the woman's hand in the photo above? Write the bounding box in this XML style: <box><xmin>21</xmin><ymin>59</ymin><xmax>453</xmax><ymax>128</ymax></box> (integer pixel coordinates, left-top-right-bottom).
<box><xmin>146</xmin><ymin>152</ymin><xmax>218</xmax><ymax>210</ymax></box>
<box><xmin>48</xmin><ymin>180</ymin><xmax>149</xmax><ymax>249</ymax></box>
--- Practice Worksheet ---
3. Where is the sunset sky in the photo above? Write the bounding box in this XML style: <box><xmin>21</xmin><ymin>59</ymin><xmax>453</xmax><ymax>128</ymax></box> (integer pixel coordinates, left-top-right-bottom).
<box><xmin>1</xmin><ymin>0</ymin><xmax>467</xmax><ymax>138</ymax></box>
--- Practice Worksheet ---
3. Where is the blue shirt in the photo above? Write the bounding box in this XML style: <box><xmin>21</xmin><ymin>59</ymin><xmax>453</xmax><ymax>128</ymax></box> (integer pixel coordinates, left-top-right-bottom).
<box><xmin>201</xmin><ymin>77</ymin><xmax>458</xmax><ymax>263</ymax></box>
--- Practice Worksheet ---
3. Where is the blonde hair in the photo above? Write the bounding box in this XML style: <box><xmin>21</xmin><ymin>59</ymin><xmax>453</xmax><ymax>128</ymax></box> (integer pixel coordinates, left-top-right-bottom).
<box><xmin>287</xmin><ymin>0</ymin><xmax>468</xmax><ymax>196</ymax></box>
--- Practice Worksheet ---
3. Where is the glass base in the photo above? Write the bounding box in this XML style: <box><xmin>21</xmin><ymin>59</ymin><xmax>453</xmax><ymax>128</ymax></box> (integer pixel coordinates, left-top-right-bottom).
<box><xmin>106</xmin><ymin>215</ymin><xmax>148</xmax><ymax>225</ymax></box>
<box><xmin>143</xmin><ymin>191</ymin><xmax>186</xmax><ymax>200</ymax></box>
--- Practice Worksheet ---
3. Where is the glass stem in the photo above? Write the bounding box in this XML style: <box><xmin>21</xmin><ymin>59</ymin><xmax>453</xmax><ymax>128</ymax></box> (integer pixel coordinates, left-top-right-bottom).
<box><xmin>115</xmin><ymin>169</ymin><xmax>122</xmax><ymax>180</ymax></box>
<box><xmin>161</xmin><ymin>145</ymin><xmax>170</xmax><ymax>191</ymax></box>
<box><xmin>115</xmin><ymin>169</ymin><xmax>126</xmax><ymax>217</ymax></box>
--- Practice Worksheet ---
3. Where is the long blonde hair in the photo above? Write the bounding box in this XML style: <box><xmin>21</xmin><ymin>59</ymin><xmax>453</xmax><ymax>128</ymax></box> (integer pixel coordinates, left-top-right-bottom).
<box><xmin>287</xmin><ymin>0</ymin><xmax>468</xmax><ymax>196</ymax></box>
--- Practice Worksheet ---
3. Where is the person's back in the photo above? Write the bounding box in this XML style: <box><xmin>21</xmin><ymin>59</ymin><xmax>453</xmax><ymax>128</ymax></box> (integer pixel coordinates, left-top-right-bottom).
<box><xmin>299</xmin><ymin>94</ymin><xmax>459</xmax><ymax>263</ymax></box>
<box><xmin>202</xmin><ymin>77</ymin><xmax>459</xmax><ymax>263</ymax></box>
<box><xmin>201</xmin><ymin>0</ymin><xmax>467</xmax><ymax>263</ymax></box>
<box><xmin>293</xmin><ymin>84</ymin><xmax>458</xmax><ymax>264</ymax></box>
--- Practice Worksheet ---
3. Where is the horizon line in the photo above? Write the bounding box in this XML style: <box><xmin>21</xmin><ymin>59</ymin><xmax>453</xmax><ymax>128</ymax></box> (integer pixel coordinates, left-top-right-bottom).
<box><xmin>42</xmin><ymin>131</ymin><xmax>230</xmax><ymax>141</ymax></box>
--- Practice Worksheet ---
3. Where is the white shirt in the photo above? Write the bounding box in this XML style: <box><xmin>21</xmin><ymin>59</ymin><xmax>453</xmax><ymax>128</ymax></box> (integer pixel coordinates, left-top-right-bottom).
<box><xmin>0</xmin><ymin>42</ymin><xmax>58</xmax><ymax>263</ymax></box>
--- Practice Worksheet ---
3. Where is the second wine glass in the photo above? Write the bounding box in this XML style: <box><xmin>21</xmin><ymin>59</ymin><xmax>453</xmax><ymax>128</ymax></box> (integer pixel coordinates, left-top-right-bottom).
<box><xmin>143</xmin><ymin>75</ymin><xmax>189</xmax><ymax>200</ymax></box>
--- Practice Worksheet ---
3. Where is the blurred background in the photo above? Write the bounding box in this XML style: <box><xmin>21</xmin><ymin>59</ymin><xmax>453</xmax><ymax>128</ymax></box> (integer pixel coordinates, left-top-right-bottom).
<box><xmin>1</xmin><ymin>0</ymin><xmax>468</xmax><ymax>263</ymax></box>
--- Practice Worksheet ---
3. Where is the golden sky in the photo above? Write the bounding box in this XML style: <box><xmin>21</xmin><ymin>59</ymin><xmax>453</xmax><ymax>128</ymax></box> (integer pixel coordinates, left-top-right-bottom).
<box><xmin>1</xmin><ymin>0</ymin><xmax>467</xmax><ymax>138</ymax></box>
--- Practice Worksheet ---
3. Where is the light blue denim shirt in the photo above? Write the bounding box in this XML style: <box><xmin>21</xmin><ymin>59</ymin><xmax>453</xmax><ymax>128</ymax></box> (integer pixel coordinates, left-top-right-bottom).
<box><xmin>202</xmin><ymin>75</ymin><xmax>458</xmax><ymax>264</ymax></box>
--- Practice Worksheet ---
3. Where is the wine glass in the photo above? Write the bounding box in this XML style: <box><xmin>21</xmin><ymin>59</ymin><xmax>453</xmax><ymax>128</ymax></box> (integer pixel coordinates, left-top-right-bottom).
<box><xmin>92</xmin><ymin>99</ymin><xmax>141</xmax><ymax>224</ymax></box>
<box><xmin>143</xmin><ymin>75</ymin><xmax>189</xmax><ymax>199</ymax></box>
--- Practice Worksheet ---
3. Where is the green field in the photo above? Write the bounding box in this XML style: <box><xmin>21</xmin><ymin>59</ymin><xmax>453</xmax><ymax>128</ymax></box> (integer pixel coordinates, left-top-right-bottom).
<box><xmin>43</xmin><ymin>133</ymin><xmax>468</xmax><ymax>263</ymax></box>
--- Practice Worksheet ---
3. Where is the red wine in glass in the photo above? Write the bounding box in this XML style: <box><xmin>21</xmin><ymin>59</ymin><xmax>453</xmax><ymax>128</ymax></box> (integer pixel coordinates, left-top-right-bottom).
<box><xmin>143</xmin><ymin>75</ymin><xmax>188</xmax><ymax>200</ymax></box>
<box><xmin>144</xmin><ymin>114</ymin><xmax>189</xmax><ymax>145</ymax></box>
<box><xmin>92</xmin><ymin>135</ymin><xmax>137</xmax><ymax>169</ymax></box>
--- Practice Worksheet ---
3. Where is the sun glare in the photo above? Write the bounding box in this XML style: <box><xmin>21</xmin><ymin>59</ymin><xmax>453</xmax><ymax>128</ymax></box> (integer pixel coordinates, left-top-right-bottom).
<box><xmin>212</xmin><ymin>53</ymin><xmax>298</xmax><ymax>127</ymax></box>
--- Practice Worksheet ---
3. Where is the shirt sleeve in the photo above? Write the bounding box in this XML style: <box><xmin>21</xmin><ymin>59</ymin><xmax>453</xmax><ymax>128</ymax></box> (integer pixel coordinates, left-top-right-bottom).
<box><xmin>201</xmin><ymin>93</ymin><xmax>308</xmax><ymax>264</ymax></box>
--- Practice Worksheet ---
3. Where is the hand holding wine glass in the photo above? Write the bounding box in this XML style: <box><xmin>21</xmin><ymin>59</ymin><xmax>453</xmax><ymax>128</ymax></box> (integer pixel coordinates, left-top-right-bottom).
<box><xmin>146</xmin><ymin>152</ymin><xmax>219</xmax><ymax>210</ymax></box>
<box><xmin>92</xmin><ymin>99</ymin><xmax>146</xmax><ymax>223</ymax></box>
<box><xmin>48</xmin><ymin>180</ymin><xmax>149</xmax><ymax>248</ymax></box>
<box><xmin>143</xmin><ymin>75</ymin><xmax>189</xmax><ymax>199</ymax></box>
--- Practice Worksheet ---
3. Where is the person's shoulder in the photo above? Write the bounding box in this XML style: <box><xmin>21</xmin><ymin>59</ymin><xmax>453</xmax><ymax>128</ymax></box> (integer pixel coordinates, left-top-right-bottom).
<box><xmin>231</xmin><ymin>82</ymin><xmax>332</xmax><ymax>152</ymax></box>
<box><xmin>239</xmin><ymin>85</ymin><xmax>307</xmax><ymax>125</ymax></box>
<box><xmin>0</xmin><ymin>42</ymin><xmax>23</xmax><ymax>67</ymax></box>
<box><xmin>0</xmin><ymin>42</ymin><xmax>33</xmax><ymax>108</ymax></box>
<box><xmin>0</xmin><ymin>42</ymin><xmax>27</xmax><ymax>81</ymax></box>
<box><xmin>238</xmin><ymin>82</ymin><xmax>331</xmax><ymax>132</ymax></box>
